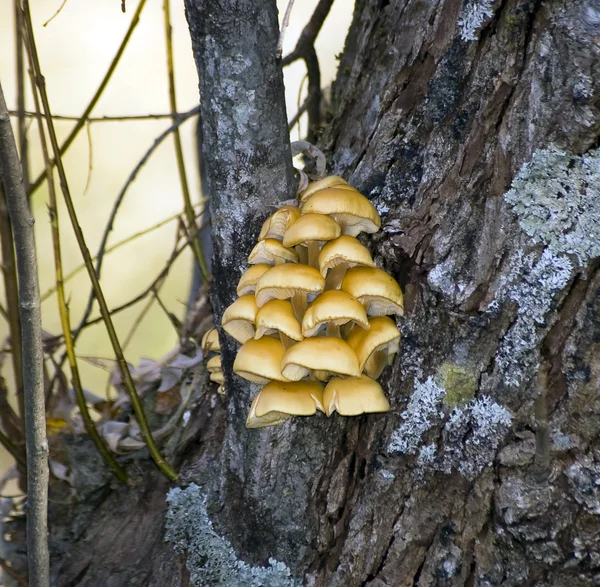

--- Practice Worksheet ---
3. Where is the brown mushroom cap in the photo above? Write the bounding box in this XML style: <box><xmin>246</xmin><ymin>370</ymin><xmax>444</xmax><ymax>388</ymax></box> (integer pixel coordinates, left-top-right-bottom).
<box><xmin>221</xmin><ymin>295</ymin><xmax>258</xmax><ymax>343</ymax></box>
<box><xmin>298</xmin><ymin>175</ymin><xmax>348</xmax><ymax>204</ymax></box>
<box><xmin>301</xmin><ymin>188</ymin><xmax>381</xmax><ymax>236</ymax></box>
<box><xmin>282</xmin><ymin>213</ymin><xmax>341</xmax><ymax>248</ymax></box>
<box><xmin>341</xmin><ymin>266</ymin><xmax>404</xmax><ymax>316</ymax></box>
<box><xmin>246</xmin><ymin>380</ymin><xmax>325</xmax><ymax>428</ymax></box>
<box><xmin>301</xmin><ymin>290</ymin><xmax>370</xmax><ymax>337</ymax></box>
<box><xmin>237</xmin><ymin>264</ymin><xmax>271</xmax><ymax>296</ymax></box>
<box><xmin>258</xmin><ymin>205</ymin><xmax>301</xmax><ymax>241</ymax></box>
<box><xmin>255</xmin><ymin>264</ymin><xmax>325</xmax><ymax>308</ymax></box>
<box><xmin>248</xmin><ymin>239</ymin><xmax>298</xmax><ymax>265</ymax></box>
<box><xmin>281</xmin><ymin>336</ymin><xmax>361</xmax><ymax>381</ymax></box>
<box><xmin>254</xmin><ymin>299</ymin><xmax>303</xmax><ymax>341</ymax></box>
<box><xmin>233</xmin><ymin>336</ymin><xmax>289</xmax><ymax>384</ymax></box>
<box><xmin>346</xmin><ymin>316</ymin><xmax>401</xmax><ymax>377</ymax></box>
<box><xmin>322</xmin><ymin>374</ymin><xmax>390</xmax><ymax>416</ymax></box>
<box><xmin>209</xmin><ymin>370</ymin><xmax>224</xmax><ymax>384</ymax></box>
<box><xmin>201</xmin><ymin>328</ymin><xmax>220</xmax><ymax>354</ymax></box>
<box><xmin>318</xmin><ymin>235</ymin><xmax>376</xmax><ymax>278</ymax></box>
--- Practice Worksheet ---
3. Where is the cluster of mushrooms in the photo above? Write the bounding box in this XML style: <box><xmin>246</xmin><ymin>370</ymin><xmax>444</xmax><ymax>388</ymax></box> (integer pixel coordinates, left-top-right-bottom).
<box><xmin>216</xmin><ymin>175</ymin><xmax>404</xmax><ymax>428</ymax></box>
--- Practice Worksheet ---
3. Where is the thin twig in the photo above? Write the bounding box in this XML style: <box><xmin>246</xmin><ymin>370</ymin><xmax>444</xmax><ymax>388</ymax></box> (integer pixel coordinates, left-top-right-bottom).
<box><xmin>0</xmin><ymin>183</ymin><xmax>24</xmax><ymax>426</ymax></box>
<box><xmin>40</xmin><ymin>208</ymin><xmax>200</xmax><ymax>302</ymax></box>
<box><xmin>281</xmin><ymin>0</ymin><xmax>334</xmax><ymax>142</ymax></box>
<box><xmin>9</xmin><ymin>110</ymin><xmax>193</xmax><ymax>122</ymax></box>
<box><xmin>15</xmin><ymin>0</ymin><xmax>28</xmax><ymax>192</ymax></box>
<box><xmin>22</xmin><ymin>1</ymin><xmax>177</xmax><ymax>481</ymax></box>
<box><xmin>0</xmin><ymin>77</ymin><xmax>49</xmax><ymax>587</ymax></box>
<box><xmin>27</xmin><ymin>0</ymin><xmax>149</xmax><ymax>197</ymax></box>
<box><xmin>163</xmin><ymin>0</ymin><xmax>210</xmax><ymax>281</ymax></box>
<box><xmin>122</xmin><ymin>296</ymin><xmax>156</xmax><ymax>350</ymax></box>
<box><xmin>28</xmin><ymin>57</ymin><xmax>128</xmax><ymax>483</ymax></box>
<box><xmin>277</xmin><ymin>0</ymin><xmax>296</xmax><ymax>58</ymax></box>
<box><xmin>74</xmin><ymin>105</ymin><xmax>200</xmax><ymax>338</ymax></box>
<box><xmin>43</xmin><ymin>0</ymin><xmax>69</xmax><ymax>27</ymax></box>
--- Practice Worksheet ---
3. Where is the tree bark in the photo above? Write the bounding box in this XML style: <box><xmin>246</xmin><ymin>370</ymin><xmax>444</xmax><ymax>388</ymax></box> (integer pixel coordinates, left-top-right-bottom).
<box><xmin>4</xmin><ymin>1</ymin><xmax>600</xmax><ymax>586</ymax></box>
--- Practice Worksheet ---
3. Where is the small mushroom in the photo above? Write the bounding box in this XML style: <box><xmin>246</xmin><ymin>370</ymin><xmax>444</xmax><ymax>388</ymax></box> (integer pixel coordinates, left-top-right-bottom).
<box><xmin>281</xmin><ymin>336</ymin><xmax>361</xmax><ymax>381</ymax></box>
<box><xmin>341</xmin><ymin>266</ymin><xmax>404</xmax><ymax>316</ymax></box>
<box><xmin>206</xmin><ymin>355</ymin><xmax>222</xmax><ymax>373</ymax></box>
<box><xmin>246</xmin><ymin>380</ymin><xmax>325</xmax><ymax>428</ymax></box>
<box><xmin>318</xmin><ymin>235</ymin><xmax>376</xmax><ymax>290</ymax></box>
<box><xmin>233</xmin><ymin>336</ymin><xmax>289</xmax><ymax>384</ymax></box>
<box><xmin>258</xmin><ymin>205</ymin><xmax>301</xmax><ymax>241</ymax></box>
<box><xmin>208</xmin><ymin>370</ymin><xmax>226</xmax><ymax>395</ymax></box>
<box><xmin>282</xmin><ymin>213</ymin><xmax>341</xmax><ymax>268</ymax></box>
<box><xmin>255</xmin><ymin>263</ymin><xmax>325</xmax><ymax>321</ymax></box>
<box><xmin>221</xmin><ymin>295</ymin><xmax>258</xmax><ymax>343</ymax></box>
<box><xmin>301</xmin><ymin>188</ymin><xmax>381</xmax><ymax>237</ymax></box>
<box><xmin>201</xmin><ymin>328</ymin><xmax>220</xmax><ymax>354</ymax></box>
<box><xmin>322</xmin><ymin>374</ymin><xmax>390</xmax><ymax>416</ymax></box>
<box><xmin>298</xmin><ymin>175</ymin><xmax>348</xmax><ymax>205</ymax></box>
<box><xmin>301</xmin><ymin>290</ymin><xmax>369</xmax><ymax>338</ymax></box>
<box><xmin>254</xmin><ymin>299</ymin><xmax>303</xmax><ymax>348</ymax></box>
<box><xmin>248</xmin><ymin>238</ymin><xmax>298</xmax><ymax>265</ymax></box>
<box><xmin>346</xmin><ymin>316</ymin><xmax>401</xmax><ymax>379</ymax></box>
<box><xmin>237</xmin><ymin>264</ymin><xmax>271</xmax><ymax>296</ymax></box>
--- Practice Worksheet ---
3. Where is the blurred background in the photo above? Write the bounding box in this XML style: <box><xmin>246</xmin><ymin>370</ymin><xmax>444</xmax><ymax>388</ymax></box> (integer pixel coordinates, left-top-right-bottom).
<box><xmin>0</xmin><ymin>1</ymin><xmax>351</xmax><ymax>492</ymax></box>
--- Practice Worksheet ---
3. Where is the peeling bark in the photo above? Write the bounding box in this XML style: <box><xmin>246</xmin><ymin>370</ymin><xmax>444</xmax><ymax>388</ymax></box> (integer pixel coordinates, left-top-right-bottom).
<box><xmin>5</xmin><ymin>1</ymin><xmax>600</xmax><ymax>586</ymax></box>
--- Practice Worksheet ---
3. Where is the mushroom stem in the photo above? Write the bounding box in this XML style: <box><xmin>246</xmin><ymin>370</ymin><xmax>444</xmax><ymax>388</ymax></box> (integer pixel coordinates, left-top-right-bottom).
<box><xmin>364</xmin><ymin>349</ymin><xmax>388</xmax><ymax>379</ymax></box>
<box><xmin>325</xmin><ymin>265</ymin><xmax>347</xmax><ymax>290</ymax></box>
<box><xmin>280</xmin><ymin>332</ymin><xmax>296</xmax><ymax>350</ymax></box>
<box><xmin>307</xmin><ymin>241</ymin><xmax>320</xmax><ymax>269</ymax></box>
<box><xmin>295</xmin><ymin>245</ymin><xmax>308</xmax><ymax>264</ymax></box>
<box><xmin>326</xmin><ymin>322</ymin><xmax>341</xmax><ymax>337</ymax></box>
<box><xmin>291</xmin><ymin>292</ymin><xmax>308</xmax><ymax>322</ymax></box>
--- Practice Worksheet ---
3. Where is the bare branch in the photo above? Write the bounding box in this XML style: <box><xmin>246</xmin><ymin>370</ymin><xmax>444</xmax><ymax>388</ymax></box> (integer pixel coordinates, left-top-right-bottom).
<box><xmin>0</xmin><ymin>79</ymin><xmax>49</xmax><ymax>587</ymax></box>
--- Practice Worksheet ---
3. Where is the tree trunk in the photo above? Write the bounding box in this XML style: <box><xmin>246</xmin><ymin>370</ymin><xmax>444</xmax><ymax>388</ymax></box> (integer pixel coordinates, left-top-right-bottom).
<box><xmin>5</xmin><ymin>1</ymin><xmax>600</xmax><ymax>585</ymax></box>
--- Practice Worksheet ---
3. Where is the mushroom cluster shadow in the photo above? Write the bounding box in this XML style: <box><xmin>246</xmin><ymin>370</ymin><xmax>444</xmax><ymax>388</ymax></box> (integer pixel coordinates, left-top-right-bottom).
<box><xmin>219</xmin><ymin>176</ymin><xmax>404</xmax><ymax>428</ymax></box>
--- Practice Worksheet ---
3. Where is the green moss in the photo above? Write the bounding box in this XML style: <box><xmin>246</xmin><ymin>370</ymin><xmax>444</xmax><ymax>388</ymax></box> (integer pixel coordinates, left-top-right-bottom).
<box><xmin>438</xmin><ymin>363</ymin><xmax>477</xmax><ymax>407</ymax></box>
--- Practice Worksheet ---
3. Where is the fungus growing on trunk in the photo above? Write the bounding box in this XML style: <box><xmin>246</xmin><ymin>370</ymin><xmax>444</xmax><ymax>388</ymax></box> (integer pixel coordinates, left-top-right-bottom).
<box><xmin>255</xmin><ymin>263</ymin><xmax>325</xmax><ymax>321</ymax></box>
<box><xmin>233</xmin><ymin>336</ymin><xmax>289</xmax><ymax>384</ymax></box>
<box><xmin>236</xmin><ymin>264</ymin><xmax>271</xmax><ymax>296</ymax></box>
<box><xmin>201</xmin><ymin>328</ymin><xmax>220</xmax><ymax>354</ymax></box>
<box><xmin>221</xmin><ymin>295</ymin><xmax>259</xmax><ymax>343</ymax></box>
<box><xmin>323</xmin><ymin>375</ymin><xmax>390</xmax><ymax>416</ymax></box>
<box><xmin>254</xmin><ymin>299</ymin><xmax>303</xmax><ymax>348</ymax></box>
<box><xmin>301</xmin><ymin>290</ymin><xmax>369</xmax><ymax>338</ymax></box>
<box><xmin>281</xmin><ymin>336</ymin><xmax>361</xmax><ymax>381</ymax></box>
<box><xmin>248</xmin><ymin>238</ymin><xmax>298</xmax><ymax>265</ymax></box>
<box><xmin>319</xmin><ymin>235</ymin><xmax>376</xmax><ymax>290</ymax></box>
<box><xmin>342</xmin><ymin>266</ymin><xmax>404</xmax><ymax>316</ymax></box>
<box><xmin>258</xmin><ymin>205</ymin><xmax>301</xmax><ymax>241</ymax></box>
<box><xmin>346</xmin><ymin>316</ymin><xmax>401</xmax><ymax>379</ymax></box>
<box><xmin>297</xmin><ymin>175</ymin><xmax>348</xmax><ymax>204</ymax></box>
<box><xmin>246</xmin><ymin>380</ymin><xmax>324</xmax><ymax>428</ymax></box>
<box><xmin>282</xmin><ymin>213</ymin><xmax>341</xmax><ymax>268</ymax></box>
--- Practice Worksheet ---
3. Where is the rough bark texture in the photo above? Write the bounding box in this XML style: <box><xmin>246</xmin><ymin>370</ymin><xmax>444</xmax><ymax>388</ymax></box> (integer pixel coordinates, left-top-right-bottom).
<box><xmin>4</xmin><ymin>0</ymin><xmax>600</xmax><ymax>586</ymax></box>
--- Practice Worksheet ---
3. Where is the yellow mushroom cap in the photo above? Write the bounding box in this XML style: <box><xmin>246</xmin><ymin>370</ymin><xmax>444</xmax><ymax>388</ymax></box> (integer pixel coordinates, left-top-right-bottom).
<box><xmin>248</xmin><ymin>239</ymin><xmax>298</xmax><ymax>265</ymax></box>
<box><xmin>254</xmin><ymin>299</ymin><xmax>303</xmax><ymax>341</ymax></box>
<box><xmin>346</xmin><ymin>316</ymin><xmax>401</xmax><ymax>377</ymax></box>
<box><xmin>301</xmin><ymin>188</ymin><xmax>381</xmax><ymax>236</ymax></box>
<box><xmin>255</xmin><ymin>264</ymin><xmax>325</xmax><ymax>308</ymax></box>
<box><xmin>323</xmin><ymin>374</ymin><xmax>390</xmax><ymax>416</ymax></box>
<box><xmin>298</xmin><ymin>175</ymin><xmax>348</xmax><ymax>204</ymax></box>
<box><xmin>221</xmin><ymin>295</ymin><xmax>258</xmax><ymax>343</ymax></box>
<box><xmin>237</xmin><ymin>264</ymin><xmax>271</xmax><ymax>296</ymax></box>
<box><xmin>318</xmin><ymin>235</ymin><xmax>376</xmax><ymax>278</ymax></box>
<box><xmin>258</xmin><ymin>205</ymin><xmax>301</xmax><ymax>241</ymax></box>
<box><xmin>206</xmin><ymin>355</ymin><xmax>222</xmax><ymax>373</ymax></box>
<box><xmin>201</xmin><ymin>328</ymin><xmax>220</xmax><ymax>354</ymax></box>
<box><xmin>281</xmin><ymin>337</ymin><xmax>361</xmax><ymax>381</ymax></box>
<box><xmin>233</xmin><ymin>336</ymin><xmax>289</xmax><ymax>384</ymax></box>
<box><xmin>245</xmin><ymin>380</ymin><xmax>325</xmax><ymax>428</ymax></box>
<box><xmin>282</xmin><ymin>214</ymin><xmax>341</xmax><ymax>248</ymax></box>
<box><xmin>210</xmin><ymin>370</ymin><xmax>224</xmax><ymax>384</ymax></box>
<box><xmin>301</xmin><ymin>290</ymin><xmax>369</xmax><ymax>337</ymax></box>
<box><xmin>341</xmin><ymin>267</ymin><xmax>404</xmax><ymax>316</ymax></box>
